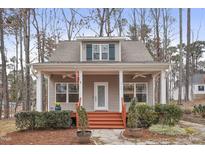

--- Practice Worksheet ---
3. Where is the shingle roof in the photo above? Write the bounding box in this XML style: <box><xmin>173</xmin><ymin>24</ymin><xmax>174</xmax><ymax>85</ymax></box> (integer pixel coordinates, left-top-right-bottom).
<box><xmin>48</xmin><ymin>39</ymin><xmax>154</xmax><ymax>63</ymax></box>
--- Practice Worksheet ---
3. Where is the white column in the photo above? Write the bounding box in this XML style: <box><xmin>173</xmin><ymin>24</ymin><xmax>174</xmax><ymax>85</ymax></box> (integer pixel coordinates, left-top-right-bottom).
<box><xmin>152</xmin><ymin>74</ymin><xmax>156</xmax><ymax>105</ymax></box>
<box><xmin>47</xmin><ymin>75</ymin><xmax>50</xmax><ymax>111</ymax></box>
<box><xmin>119</xmin><ymin>70</ymin><xmax>123</xmax><ymax>112</ymax></box>
<box><xmin>160</xmin><ymin>70</ymin><xmax>166</xmax><ymax>104</ymax></box>
<box><xmin>79</xmin><ymin>70</ymin><xmax>83</xmax><ymax>106</ymax></box>
<box><xmin>36</xmin><ymin>71</ymin><xmax>42</xmax><ymax>111</ymax></box>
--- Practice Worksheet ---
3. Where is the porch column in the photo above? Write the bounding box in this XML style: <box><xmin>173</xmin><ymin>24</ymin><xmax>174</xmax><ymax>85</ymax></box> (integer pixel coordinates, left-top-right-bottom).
<box><xmin>36</xmin><ymin>71</ymin><xmax>42</xmax><ymax>111</ymax></box>
<box><xmin>119</xmin><ymin>70</ymin><xmax>123</xmax><ymax>112</ymax></box>
<box><xmin>79</xmin><ymin>70</ymin><xmax>83</xmax><ymax>106</ymax></box>
<box><xmin>160</xmin><ymin>70</ymin><xmax>166</xmax><ymax>104</ymax></box>
<box><xmin>47</xmin><ymin>75</ymin><xmax>50</xmax><ymax>111</ymax></box>
<box><xmin>152</xmin><ymin>74</ymin><xmax>156</xmax><ymax>105</ymax></box>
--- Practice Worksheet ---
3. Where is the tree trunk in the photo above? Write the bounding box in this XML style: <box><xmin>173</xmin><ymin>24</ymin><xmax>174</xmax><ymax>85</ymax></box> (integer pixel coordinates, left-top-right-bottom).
<box><xmin>0</xmin><ymin>9</ymin><xmax>9</xmax><ymax>118</ymax></box>
<box><xmin>178</xmin><ymin>8</ymin><xmax>183</xmax><ymax>104</ymax></box>
<box><xmin>185</xmin><ymin>8</ymin><xmax>191</xmax><ymax>102</ymax></box>
<box><xmin>23</xmin><ymin>9</ymin><xmax>31</xmax><ymax>111</ymax></box>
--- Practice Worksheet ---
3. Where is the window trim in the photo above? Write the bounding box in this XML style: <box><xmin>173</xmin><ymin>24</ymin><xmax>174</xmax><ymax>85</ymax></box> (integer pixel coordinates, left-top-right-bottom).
<box><xmin>123</xmin><ymin>82</ymin><xmax>148</xmax><ymax>103</ymax></box>
<box><xmin>55</xmin><ymin>82</ymin><xmax>79</xmax><ymax>103</ymax></box>
<box><xmin>92</xmin><ymin>44</ymin><xmax>109</xmax><ymax>61</ymax></box>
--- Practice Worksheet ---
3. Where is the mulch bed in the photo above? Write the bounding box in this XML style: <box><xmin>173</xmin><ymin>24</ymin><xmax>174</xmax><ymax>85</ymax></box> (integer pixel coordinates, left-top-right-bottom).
<box><xmin>182</xmin><ymin>114</ymin><xmax>205</xmax><ymax>125</ymax></box>
<box><xmin>123</xmin><ymin>129</ymin><xmax>183</xmax><ymax>142</ymax></box>
<box><xmin>0</xmin><ymin>129</ymin><xmax>94</xmax><ymax>145</ymax></box>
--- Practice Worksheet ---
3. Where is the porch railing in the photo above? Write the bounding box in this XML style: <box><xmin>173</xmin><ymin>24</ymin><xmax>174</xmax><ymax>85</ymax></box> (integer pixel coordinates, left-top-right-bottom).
<box><xmin>75</xmin><ymin>98</ymin><xmax>81</xmax><ymax>129</ymax></box>
<box><xmin>121</xmin><ymin>97</ymin><xmax>126</xmax><ymax>128</ymax></box>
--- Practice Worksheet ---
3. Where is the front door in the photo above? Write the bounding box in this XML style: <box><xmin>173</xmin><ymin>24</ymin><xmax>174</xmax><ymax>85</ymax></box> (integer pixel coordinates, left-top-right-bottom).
<box><xmin>94</xmin><ymin>82</ymin><xmax>108</xmax><ymax>111</ymax></box>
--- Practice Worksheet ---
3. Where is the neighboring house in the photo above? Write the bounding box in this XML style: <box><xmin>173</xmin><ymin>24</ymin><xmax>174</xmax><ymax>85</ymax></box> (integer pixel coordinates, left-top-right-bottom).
<box><xmin>32</xmin><ymin>36</ymin><xmax>169</xmax><ymax>128</ymax></box>
<box><xmin>173</xmin><ymin>73</ymin><xmax>205</xmax><ymax>101</ymax></box>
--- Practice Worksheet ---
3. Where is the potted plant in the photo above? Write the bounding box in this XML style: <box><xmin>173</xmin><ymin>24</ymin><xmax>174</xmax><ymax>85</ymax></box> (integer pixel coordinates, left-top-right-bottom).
<box><xmin>76</xmin><ymin>106</ymin><xmax>91</xmax><ymax>144</ymax></box>
<box><xmin>126</xmin><ymin>99</ymin><xmax>143</xmax><ymax>137</ymax></box>
<box><xmin>55</xmin><ymin>102</ymin><xmax>61</xmax><ymax>111</ymax></box>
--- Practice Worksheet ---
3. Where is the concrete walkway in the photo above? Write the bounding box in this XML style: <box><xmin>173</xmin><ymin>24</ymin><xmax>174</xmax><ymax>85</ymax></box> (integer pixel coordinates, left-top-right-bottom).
<box><xmin>91</xmin><ymin>121</ymin><xmax>205</xmax><ymax>145</ymax></box>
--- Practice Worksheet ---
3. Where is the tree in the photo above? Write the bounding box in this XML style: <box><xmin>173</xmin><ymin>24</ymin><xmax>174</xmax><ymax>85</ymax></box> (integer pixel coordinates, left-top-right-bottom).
<box><xmin>150</xmin><ymin>8</ymin><xmax>161</xmax><ymax>61</ymax></box>
<box><xmin>23</xmin><ymin>9</ymin><xmax>31</xmax><ymax>111</ymax></box>
<box><xmin>0</xmin><ymin>9</ymin><xmax>9</xmax><ymax>118</ymax></box>
<box><xmin>185</xmin><ymin>8</ymin><xmax>191</xmax><ymax>102</ymax></box>
<box><xmin>178</xmin><ymin>8</ymin><xmax>183</xmax><ymax>104</ymax></box>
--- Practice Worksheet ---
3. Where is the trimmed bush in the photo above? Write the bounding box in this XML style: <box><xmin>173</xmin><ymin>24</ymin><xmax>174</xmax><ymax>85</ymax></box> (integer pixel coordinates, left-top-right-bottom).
<box><xmin>15</xmin><ymin>111</ymin><xmax>71</xmax><ymax>130</ymax></box>
<box><xmin>135</xmin><ymin>104</ymin><xmax>157</xmax><ymax>128</ymax></box>
<box><xmin>154</xmin><ymin>103</ymin><xmax>182</xmax><ymax>126</ymax></box>
<box><xmin>127</xmin><ymin>100</ymin><xmax>156</xmax><ymax>128</ymax></box>
<box><xmin>149</xmin><ymin>124</ymin><xmax>186</xmax><ymax>136</ymax></box>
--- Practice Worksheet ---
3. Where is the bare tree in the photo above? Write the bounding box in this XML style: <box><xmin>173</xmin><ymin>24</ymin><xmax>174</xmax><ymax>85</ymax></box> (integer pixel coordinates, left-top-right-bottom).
<box><xmin>185</xmin><ymin>8</ymin><xmax>191</xmax><ymax>102</ymax></box>
<box><xmin>0</xmin><ymin>9</ymin><xmax>9</xmax><ymax>118</ymax></box>
<box><xmin>150</xmin><ymin>8</ymin><xmax>161</xmax><ymax>61</ymax></box>
<box><xmin>23</xmin><ymin>9</ymin><xmax>31</xmax><ymax>111</ymax></box>
<box><xmin>178</xmin><ymin>8</ymin><xmax>183</xmax><ymax>104</ymax></box>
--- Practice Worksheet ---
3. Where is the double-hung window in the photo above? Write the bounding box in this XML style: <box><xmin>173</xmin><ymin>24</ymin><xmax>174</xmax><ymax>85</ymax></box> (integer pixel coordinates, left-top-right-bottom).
<box><xmin>123</xmin><ymin>83</ymin><xmax>147</xmax><ymax>103</ymax></box>
<box><xmin>56</xmin><ymin>83</ymin><xmax>67</xmax><ymax>103</ymax></box>
<box><xmin>55</xmin><ymin>83</ymin><xmax>79</xmax><ymax>103</ymax></box>
<box><xmin>92</xmin><ymin>44</ymin><xmax>110</xmax><ymax>61</ymax></box>
<box><xmin>198</xmin><ymin>85</ymin><xmax>205</xmax><ymax>92</ymax></box>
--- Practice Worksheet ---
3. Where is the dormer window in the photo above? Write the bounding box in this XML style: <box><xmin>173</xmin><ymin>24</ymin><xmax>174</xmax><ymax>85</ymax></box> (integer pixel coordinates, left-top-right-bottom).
<box><xmin>86</xmin><ymin>44</ymin><xmax>115</xmax><ymax>61</ymax></box>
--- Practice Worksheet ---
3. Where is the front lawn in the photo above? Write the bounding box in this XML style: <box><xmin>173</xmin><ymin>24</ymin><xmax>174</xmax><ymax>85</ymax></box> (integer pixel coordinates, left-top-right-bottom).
<box><xmin>0</xmin><ymin>119</ymin><xmax>16</xmax><ymax>137</ymax></box>
<box><xmin>0</xmin><ymin>128</ymin><xmax>94</xmax><ymax>145</ymax></box>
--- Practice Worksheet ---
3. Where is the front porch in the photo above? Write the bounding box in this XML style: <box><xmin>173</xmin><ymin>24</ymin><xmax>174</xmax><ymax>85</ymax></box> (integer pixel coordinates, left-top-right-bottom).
<box><xmin>35</xmin><ymin>69</ymin><xmax>167</xmax><ymax>113</ymax></box>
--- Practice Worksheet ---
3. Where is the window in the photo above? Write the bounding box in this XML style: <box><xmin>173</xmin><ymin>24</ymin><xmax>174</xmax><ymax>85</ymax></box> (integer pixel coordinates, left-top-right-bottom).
<box><xmin>56</xmin><ymin>83</ymin><xmax>67</xmax><ymax>102</ymax></box>
<box><xmin>90</xmin><ymin>44</ymin><xmax>113</xmax><ymax>61</ymax></box>
<box><xmin>198</xmin><ymin>85</ymin><xmax>204</xmax><ymax>91</ymax></box>
<box><xmin>93</xmin><ymin>44</ymin><xmax>100</xmax><ymax>60</ymax></box>
<box><xmin>124</xmin><ymin>83</ymin><xmax>134</xmax><ymax>102</ymax></box>
<box><xmin>136</xmin><ymin>84</ymin><xmax>147</xmax><ymax>102</ymax></box>
<box><xmin>56</xmin><ymin>83</ymin><xmax>79</xmax><ymax>103</ymax></box>
<box><xmin>101</xmin><ymin>44</ymin><xmax>109</xmax><ymax>60</ymax></box>
<box><xmin>123</xmin><ymin>83</ymin><xmax>147</xmax><ymax>103</ymax></box>
<box><xmin>68</xmin><ymin>84</ymin><xmax>79</xmax><ymax>103</ymax></box>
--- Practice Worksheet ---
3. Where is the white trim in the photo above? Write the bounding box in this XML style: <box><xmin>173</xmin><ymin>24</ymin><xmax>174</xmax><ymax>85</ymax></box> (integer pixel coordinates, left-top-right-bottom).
<box><xmin>79</xmin><ymin>70</ymin><xmax>83</xmax><ymax>105</ymax></box>
<box><xmin>94</xmin><ymin>82</ymin><xmax>108</xmax><ymax>111</ymax></box>
<box><xmin>160</xmin><ymin>70</ymin><xmax>166</xmax><ymax>104</ymax></box>
<box><xmin>123</xmin><ymin>82</ymin><xmax>148</xmax><ymax>103</ymax></box>
<box><xmin>119</xmin><ymin>70</ymin><xmax>123</xmax><ymax>112</ymax></box>
<box><xmin>119</xmin><ymin>41</ymin><xmax>121</xmax><ymax>62</ymax></box>
<box><xmin>47</xmin><ymin>75</ymin><xmax>50</xmax><ymax>111</ymax></box>
<box><xmin>80</xmin><ymin>42</ymin><xmax>83</xmax><ymax>62</ymax></box>
<box><xmin>36</xmin><ymin>71</ymin><xmax>42</xmax><ymax>112</ymax></box>
<box><xmin>152</xmin><ymin>74</ymin><xmax>156</xmax><ymax>105</ymax></box>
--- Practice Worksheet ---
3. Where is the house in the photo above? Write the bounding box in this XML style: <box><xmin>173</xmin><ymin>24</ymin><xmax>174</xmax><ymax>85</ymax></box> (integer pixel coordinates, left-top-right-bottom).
<box><xmin>32</xmin><ymin>36</ymin><xmax>169</xmax><ymax>128</ymax></box>
<box><xmin>173</xmin><ymin>73</ymin><xmax>205</xmax><ymax>101</ymax></box>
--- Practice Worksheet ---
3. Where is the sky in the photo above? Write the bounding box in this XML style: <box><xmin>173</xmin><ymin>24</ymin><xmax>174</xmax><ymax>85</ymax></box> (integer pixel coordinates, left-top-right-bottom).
<box><xmin>2</xmin><ymin>8</ymin><xmax>205</xmax><ymax>65</ymax></box>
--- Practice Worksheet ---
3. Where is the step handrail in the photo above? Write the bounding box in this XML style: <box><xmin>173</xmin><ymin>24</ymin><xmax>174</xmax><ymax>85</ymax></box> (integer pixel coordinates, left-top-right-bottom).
<box><xmin>121</xmin><ymin>97</ymin><xmax>126</xmax><ymax>128</ymax></box>
<box><xmin>76</xmin><ymin>98</ymin><xmax>81</xmax><ymax>128</ymax></box>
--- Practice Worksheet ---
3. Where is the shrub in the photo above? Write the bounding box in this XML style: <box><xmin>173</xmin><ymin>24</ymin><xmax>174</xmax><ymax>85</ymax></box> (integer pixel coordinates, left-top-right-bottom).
<box><xmin>135</xmin><ymin>104</ymin><xmax>157</xmax><ymax>128</ymax></box>
<box><xmin>154</xmin><ymin>103</ymin><xmax>182</xmax><ymax>126</ymax></box>
<box><xmin>193</xmin><ymin>104</ymin><xmax>205</xmax><ymax>118</ymax></box>
<box><xmin>149</xmin><ymin>124</ymin><xmax>186</xmax><ymax>136</ymax></box>
<box><xmin>15</xmin><ymin>111</ymin><xmax>71</xmax><ymax>130</ymax></box>
<box><xmin>127</xmin><ymin>99</ymin><xmax>138</xmax><ymax>128</ymax></box>
<box><xmin>77</xmin><ymin>106</ymin><xmax>88</xmax><ymax>132</ymax></box>
<box><xmin>127</xmin><ymin>100</ymin><xmax>156</xmax><ymax>128</ymax></box>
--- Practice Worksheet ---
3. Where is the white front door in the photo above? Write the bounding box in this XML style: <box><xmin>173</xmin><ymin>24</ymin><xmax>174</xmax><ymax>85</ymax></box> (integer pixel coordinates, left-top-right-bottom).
<box><xmin>94</xmin><ymin>82</ymin><xmax>108</xmax><ymax>111</ymax></box>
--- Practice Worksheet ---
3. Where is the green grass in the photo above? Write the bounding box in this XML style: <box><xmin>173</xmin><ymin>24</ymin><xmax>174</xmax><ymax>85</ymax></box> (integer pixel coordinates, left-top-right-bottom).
<box><xmin>149</xmin><ymin>124</ymin><xmax>187</xmax><ymax>136</ymax></box>
<box><xmin>0</xmin><ymin>119</ymin><xmax>16</xmax><ymax>136</ymax></box>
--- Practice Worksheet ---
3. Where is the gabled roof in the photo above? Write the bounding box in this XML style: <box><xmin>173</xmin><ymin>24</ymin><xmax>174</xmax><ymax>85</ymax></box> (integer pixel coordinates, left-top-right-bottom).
<box><xmin>48</xmin><ymin>39</ymin><xmax>154</xmax><ymax>63</ymax></box>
